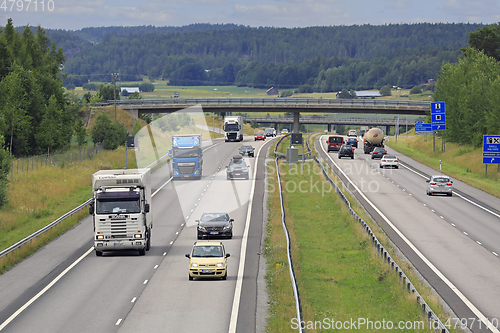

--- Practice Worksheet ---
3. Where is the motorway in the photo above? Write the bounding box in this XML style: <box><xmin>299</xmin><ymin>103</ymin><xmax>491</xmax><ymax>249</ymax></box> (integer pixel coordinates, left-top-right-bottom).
<box><xmin>2</xmin><ymin>131</ymin><xmax>500</xmax><ymax>333</ymax></box>
<box><xmin>0</xmin><ymin>136</ymin><xmax>273</xmax><ymax>333</ymax></box>
<box><xmin>316</xmin><ymin>135</ymin><xmax>500</xmax><ymax>333</ymax></box>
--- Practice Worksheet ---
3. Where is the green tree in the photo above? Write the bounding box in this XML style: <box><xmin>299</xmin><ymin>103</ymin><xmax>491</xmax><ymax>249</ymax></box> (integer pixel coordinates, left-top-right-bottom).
<box><xmin>337</xmin><ymin>89</ymin><xmax>351</xmax><ymax>99</ymax></box>
<box><xmin>434</xmin><ymin>47</ymin><xmax>500</xmax><ymax>147</ymax></box>
<box><xmin>139</xmin><ymin>113</ymin><xmax>152</xmax><ymax>124</ymax></box>
<box><xmin>379</xmin><ymin>85</ymin><xmax>392</xmax><ymax>96</ymax></box>
<box><xmin>468</xmin><ymin>23</ymin><xmax>500</xmax><ymax>61</ymax></box>
<box><xmin>37</xmin><ymin>96</ymin><xmax>62</xmax><ymax>154</ymax></box>
<box><xmin>75</xmin><ymin>118</ymin><xmax>88</xmax><ymax>147</ymax></box>
<box><xmin>90</xmin><ymin>112</ymin><xmax>127</xmax><ymax>150</ymax></box>
<box><xmin>0</xmin><ymin>135</ymin><xmax>11</xmax><ymax>207</ymax></box>
<box><xmin>97</xmin><ymin>84</ymin><xmax>120</xmax><ymax>101</ymax></box>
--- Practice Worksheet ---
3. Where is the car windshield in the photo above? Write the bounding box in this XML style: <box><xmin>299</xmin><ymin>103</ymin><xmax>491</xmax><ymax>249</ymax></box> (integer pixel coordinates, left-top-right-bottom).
<box><xmin>329</xmin><ymin>137</ymin><xmax>343</xmax><ymax>143</ymax></box>
<box><xmin>192</xmin><ymin>246</ymin><xmax>223</xmax><ymax>258</ymax></box>
<box><xmin>433</xmin><ymin>177</ymin><xmax>449</xmax><ymax>183</ymax></box>
<box><xmin>384</xmin><ymin>155</ymin><xmax>396</xmax><ymax>159</ymax></box>
<box><xmin>240</xmin><ymin>146</ymin><xmax>252</xmax><ymax>151</ymax></box>
<box><xmin>256</xmin><ymin>132</ymin><xmax>264</xmax><ymax>135</ymax></box>
<box><xmin>229</xmin><ymin>159</ymin><xmax>246</xmax><ymax>166</ymax></box>
<box><xmin>200</xmin><ymin>213</ymin><xmax>229</xmax><ymax>222</ymax></box>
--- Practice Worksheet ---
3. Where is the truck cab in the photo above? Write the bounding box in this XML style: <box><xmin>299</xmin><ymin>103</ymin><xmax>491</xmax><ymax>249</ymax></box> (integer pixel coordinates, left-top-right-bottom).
<box><xmin>171</xmin><ymin>135</ymin><xmax>203</xmax><ymax>180</ymax></box>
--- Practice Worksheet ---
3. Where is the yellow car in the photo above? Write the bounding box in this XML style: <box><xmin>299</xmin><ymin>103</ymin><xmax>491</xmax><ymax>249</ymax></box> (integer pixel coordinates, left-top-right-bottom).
<box><xmin>281</xmin><ymin>128</ymin><xmax>289</xmax><ymax>135</ymax></box>
<box><xmin>185</xmin><ymin>241</ymin><xmax>230</xmax><ymax>280</ymax></box>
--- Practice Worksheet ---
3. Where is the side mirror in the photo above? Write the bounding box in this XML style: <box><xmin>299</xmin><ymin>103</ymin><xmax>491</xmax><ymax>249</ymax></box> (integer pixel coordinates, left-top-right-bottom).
<box><xmin>185</xmin><ymin>254</ymin><xmax>190</xmax><ymax>259</ymax></box>
<box><xmin>426</xmin><ymin>180</ymin><xmax>430</xmax><ymax>183</ymax></box>
<box><xmin>229</xmin><ymin>219</ymin><xmax>234</xmax><ymax>222</ymax></box>
<box><xmin>225</xmin><ymin>253</ymin><xmax>230</xmax><ymax>258</ymax></box>
<box><xmin>168</xmin><ymin>149</ymin><xmax>172</xmax><ymax>158</ymax></box>
<box><xmin>145</xmin><ymin>203</ymin><xmax>150</xmax><ymax>213</ymax></box>
<box><xmin>195</xmin><ymin>219</ymin><xmax>200</xmax><ymax>224</ymax></box>
<box><xmin>226</xmin><ymin>166</ymin><xmax>228</xmax><ymax>169</ymax></box>
<box><xmin>89</xmin><ymin>203</ymin><xmax>94</xmax><ymax>215</ymax></box>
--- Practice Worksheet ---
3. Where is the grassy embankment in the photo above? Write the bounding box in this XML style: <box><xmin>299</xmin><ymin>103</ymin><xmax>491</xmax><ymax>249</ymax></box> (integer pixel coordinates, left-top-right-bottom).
<box><xmin>387</xmin><ymin>129</ymin><xmax>500</xmax><ymax>198</ymax></box>
<box><xmin>264</xmin><ymin>135</ymin><xmax>456</xmax><ymax>332</ymax></box>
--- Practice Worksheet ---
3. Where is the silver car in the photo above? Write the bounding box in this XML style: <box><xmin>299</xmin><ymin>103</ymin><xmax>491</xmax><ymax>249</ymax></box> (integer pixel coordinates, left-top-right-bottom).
<box><xmin>426</xmin><ymin>175</ymin><xmax>453</xmax><ymax>196</ymax></box>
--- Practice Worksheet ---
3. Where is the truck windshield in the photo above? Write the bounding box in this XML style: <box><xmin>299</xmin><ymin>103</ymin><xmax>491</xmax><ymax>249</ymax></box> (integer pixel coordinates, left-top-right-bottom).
<box><xmin>173</xmin><ymin>147</ymin><xmax>200</xmax><ymax>158</ymax></box>
<box><xmin>224</xmin><ymin>123</ymin><xmax>239</xmax><ymax>131</ymax></box>
<box><xmin>96</xmin><ymin>191</ymin><xmax>141</xmax><ymax>214</ymax></box>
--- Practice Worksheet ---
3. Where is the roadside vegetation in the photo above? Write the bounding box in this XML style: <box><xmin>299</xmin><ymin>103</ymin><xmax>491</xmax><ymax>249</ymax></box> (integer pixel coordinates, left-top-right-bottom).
<box><xmin>386</xmin><ymin>130</ymin><xmax>500</xmax><ymax>198</ymax></box>
<box><xmin>264</xmin><ymin>155</ymin><xmax>455</xmax><ymax>332</ymax></box>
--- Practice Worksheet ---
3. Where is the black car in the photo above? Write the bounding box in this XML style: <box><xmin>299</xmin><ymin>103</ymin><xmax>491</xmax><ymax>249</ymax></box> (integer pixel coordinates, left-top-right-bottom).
<box><xmin>338</xmin><ymin>145</ymin><xmax>354</xmax><ymax>159</ymax></box>
<box><xmin>239</xmin><ymin>145</ymin><xmax>255</xmax><ymax>157</ymax></box>
<box><xmin>371</xmin><ymin>147</ymin><xmax>387</xmax><ymax>159</ymax></box>
<box><xmin>196</xmin><ymin>211</ymin><xmax>234</xmax><ymax>239</ymax></box>
<box><xmin>226</xmin><ymin>154</ymin><xmax>250</xmax><ymax>180</ymax></box>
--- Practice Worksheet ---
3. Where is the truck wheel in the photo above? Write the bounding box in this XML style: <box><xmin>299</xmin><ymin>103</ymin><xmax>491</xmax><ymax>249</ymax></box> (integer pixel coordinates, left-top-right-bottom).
<box><xmin>146</xmin><ymin>233</ymin><xmax>151</xmax><ymax>251</ymax></box>
<box><xmin>95</xmin><ymin>251</ymin><xmax>103</xmax><ymax>257</ymax></box>
<box><xmin>138</xmin><ymin>248</ymin><xmax>146</xmax><ymax>256</ymax></box>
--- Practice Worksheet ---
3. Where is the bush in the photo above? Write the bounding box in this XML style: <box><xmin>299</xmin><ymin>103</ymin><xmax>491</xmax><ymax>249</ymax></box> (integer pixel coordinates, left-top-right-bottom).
<box><xmin>91</xmin><ymin>112</ymin><xmax>127</xmax><ymax>150</ymax></box>
<box><xmin>410</xmin><ymin>86</ymin><xmax>423</xmax><ymax>94</ymax></box>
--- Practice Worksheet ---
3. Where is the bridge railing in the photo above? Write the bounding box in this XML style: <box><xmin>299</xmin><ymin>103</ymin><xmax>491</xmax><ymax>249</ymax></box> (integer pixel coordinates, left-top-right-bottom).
<box><xmin>96</xmin><ymin>98</ymin><xmax>431</xmax><ymax>109</ymax></box>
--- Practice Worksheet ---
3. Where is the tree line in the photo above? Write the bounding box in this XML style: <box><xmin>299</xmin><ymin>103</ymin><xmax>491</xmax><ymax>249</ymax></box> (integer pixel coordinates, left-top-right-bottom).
<box><xmin>57</xmin><ymin>23</ymin><xmax>483</xmax><ymax>91</ymax></box>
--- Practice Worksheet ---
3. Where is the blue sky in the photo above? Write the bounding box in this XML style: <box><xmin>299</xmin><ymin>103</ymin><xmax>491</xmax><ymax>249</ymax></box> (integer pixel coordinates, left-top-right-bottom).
<box><xmin>2</xmin><ymin>0</ymin><xmax>499</xmax><ymax>30</ymax></box>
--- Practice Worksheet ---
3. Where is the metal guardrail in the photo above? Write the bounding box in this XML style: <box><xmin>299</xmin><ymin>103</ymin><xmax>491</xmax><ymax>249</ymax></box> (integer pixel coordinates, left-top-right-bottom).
<box><xmin>0</xmin><ymin>198</ymin><xmax>93</xmax><ymax>259</ymax></box>
<box><xmin>275</xmin><ymin>155</ymin><xmax>305</xmax><ymax>333</ymax></box>
<box><xmin>95</xmin><ymin>98</ymin><xmax>431</xmax><ymax>109</ymax></box>
<box><xmin>313</xmin><ymin>156</ymin><xmax>449</xmax><ymax>333</ymax></box>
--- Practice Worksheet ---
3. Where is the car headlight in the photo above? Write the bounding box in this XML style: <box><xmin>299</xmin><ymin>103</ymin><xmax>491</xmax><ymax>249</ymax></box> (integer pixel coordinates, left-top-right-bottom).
<box><xmin>198</xmin><ymin>226</ymin><xmax>206</xmax><ymax>231</ymax></box>
<box><xmin>96</xmin><ymin>235</ymin><xmax>104</xmax><ymax>240</ymax></box>
<box><xmin>223</xmin><ymin>225</ymin><xmax>232</xmax><ymax>231</ymax></box>
<box><xmin>216</xmin><ymin>262</ymin><xmax>224</xmax><ymax>267</ymax></box>
<box><xmin>191</xmin><ymin>263</ymin><xmax>199</xmax><ymax>268</ymax></box>
<box><xmin>173</xmin><ymin>170</ymin><xmax>179</xmax><ymax>175</ymax></box>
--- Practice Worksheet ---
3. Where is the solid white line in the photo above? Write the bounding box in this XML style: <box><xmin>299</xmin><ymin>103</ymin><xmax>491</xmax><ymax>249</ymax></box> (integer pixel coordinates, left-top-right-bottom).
<box><xmin>228</xmin><ymin>142</ymin><xmax>266</xmax><ymax>333</ymax></box>
<box><xmin>319</xmin><ymin>136</ymin><xmax>500</xmax><ymax>333</ymax></box>
<box><xmin>0</xmin><ymin>247</ymin><xmax>94</xmax><ymax>331</ymax></box>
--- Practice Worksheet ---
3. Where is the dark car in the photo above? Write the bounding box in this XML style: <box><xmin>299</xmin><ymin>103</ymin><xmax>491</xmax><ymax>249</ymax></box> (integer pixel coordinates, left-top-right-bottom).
<box><xmin>345</xmin><ymin>137</ymin><xmax>358</xmax><ymax>148</ymax></box>
<box><xmin>196</xmin><ymin>212</ymin><xmax>234</xmax><ymax>239</ymax></box>
<box><xmin>264</xmin><ymin>128</ymin><xmax>276</xmax><ymax>137</ymax></box>
<box><xmin>239</xmin><ymin>145</ymin><xmax>255</xmax><ymax>157</ymax></box>
<box><xmin>338</xmin><ymin>144</ymin><xmax>354</xmax><ymax>159</ymax></box>
<box><xmin>371</xmin><ymin>147</ymin><xmax>387</xmax><ymax>159</ymax></box>
<box><xmin>226</xmin><ymin>154</ymin><xmax>250</xmax><ymax>180</ymax></box>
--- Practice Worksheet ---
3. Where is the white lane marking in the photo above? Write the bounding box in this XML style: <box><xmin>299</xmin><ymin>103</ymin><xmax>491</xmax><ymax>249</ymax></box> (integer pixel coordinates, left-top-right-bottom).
<box><xmin>116</xmin><ymin>319</ymin><xmax>122</xmax><ymax>326</ymax></box>
<box><xmin>228</xmin><ymin>141</ymin><xmax>266</xmax><ymax>333</ymax></box>
<box><xmin>154</xmin><ymin>265</ymin><xmax>158</xmax><ymax>270</ymax></box>
<box><xmin>143</xmin><ymin>280</ymin><xmax>148</xmax><ymax>285</ymax></box>
<box><xmin>463</xmin><ymin>232</ymin><xmax>468</xmax><ymax>236</ymax></box>
<box><xmin>401</xmin><ymin>162</ymin><xmax>500</xmax><ymax>219</ymax></box>
<box><xmin>477</xmin><ymin>241</ymin><xmax>482</xmax><ymax>245</ymax></box>
<box><xmin>319</xmin><ymin>136</ymin><xmax>500</xmax><ymax>333</ymax></box>
<box><xmin>169</xmin><ymin>241</ymin><xmax>173</xmax><ymax>245</ymax></box>
<box><xmin>493</xmin><ymin>252</ymin><xmax>498</xmax><ymax>257</ymax></box>
<box><xmin>0</xmin><ymin>247</ymin><xmax>94</xmax><ymax>331</ymax></box>
<box><xmin>131</xmin><ymin>297</ymin><xmax>136</xmax><ymax>303</ymax></box>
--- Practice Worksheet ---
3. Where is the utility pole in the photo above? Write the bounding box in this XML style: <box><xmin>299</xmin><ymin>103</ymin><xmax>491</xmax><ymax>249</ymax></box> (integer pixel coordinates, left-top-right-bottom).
<box><xmin>111</xmin><ymin>73</ymin><xmax>119</xmax><ymax>120</ymax></box>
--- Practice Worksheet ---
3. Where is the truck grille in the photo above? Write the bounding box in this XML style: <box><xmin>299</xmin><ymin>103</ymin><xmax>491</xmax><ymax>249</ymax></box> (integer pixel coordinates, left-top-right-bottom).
<box><xmin>178</xmin><ymin>165</ymin><xmax>195</xmax><ymax>174</ymax></box>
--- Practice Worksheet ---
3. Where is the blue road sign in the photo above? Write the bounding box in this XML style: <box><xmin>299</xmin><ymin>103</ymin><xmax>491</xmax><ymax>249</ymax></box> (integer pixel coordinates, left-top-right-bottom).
<box><xmin>431</xmin><ymin>102</ymin><xmax>446</xmax><ymax>131</ymax></box>
<box><xmin>483</xmin><ymin>135</ymin><xmax>500</xmax><ymax>164</ymax></box>
<box><xmin>415</xmin><ymin>121</ymin><xmax>432</xmax><ymax>135</ymax></box>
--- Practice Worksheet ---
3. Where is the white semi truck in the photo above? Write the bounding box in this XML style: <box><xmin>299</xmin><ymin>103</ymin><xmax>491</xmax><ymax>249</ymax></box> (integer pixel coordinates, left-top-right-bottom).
<box><xmin>89</xmin><ymin>169</ymin><xmax>153</xmax><ymax>256</ymax></box>
<box><xmin>224</xmin><ymin>115</ymin><xmax>244</xmax><ymax>142</ymax></box>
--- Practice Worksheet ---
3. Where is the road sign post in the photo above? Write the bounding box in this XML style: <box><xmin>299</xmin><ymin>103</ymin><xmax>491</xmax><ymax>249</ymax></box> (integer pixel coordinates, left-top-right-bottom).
<box><xmin>431</xmin><ymin>102</ymin><xmax>446</xmax><ymax>152</ymax></box>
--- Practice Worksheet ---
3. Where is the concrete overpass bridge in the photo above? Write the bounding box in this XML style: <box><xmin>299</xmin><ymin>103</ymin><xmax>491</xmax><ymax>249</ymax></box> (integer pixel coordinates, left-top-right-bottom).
<box><xmin>101</xmin><ymin>98</ymin><xmax>431</xmax><ymax>133</ymax></box>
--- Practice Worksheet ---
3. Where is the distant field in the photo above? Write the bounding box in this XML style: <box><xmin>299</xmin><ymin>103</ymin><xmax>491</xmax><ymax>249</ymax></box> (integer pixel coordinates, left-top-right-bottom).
<box><xmin>68</xmin><ymin>81</ymin><xmax>432</xmax><ymax>101</ymax></box>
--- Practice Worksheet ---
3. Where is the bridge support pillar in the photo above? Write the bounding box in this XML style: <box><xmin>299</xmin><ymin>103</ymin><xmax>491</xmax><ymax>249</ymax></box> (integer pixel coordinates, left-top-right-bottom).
<box><xmin>125</xmin><ymin>108</ymin><xmax>139</xmax><ymax>119</ymax></box>
<box><xmin>385</xmin><ymin>125</ymin><xmax>391</xmax><ymax>136</ymax></box>
<box><xmin>328</xmin><ymin>124</ymin><xmax>332</xmax><ymax>132</ymax></box>
<box><xmin>274</xmin><ymin>123</ymin><xmax>278</xmax><ymax>130</ymax></box>
<box><xmin>293</xmin><ymin>112</ymin><xmax>300</xmax><ymax>133</ymax></box>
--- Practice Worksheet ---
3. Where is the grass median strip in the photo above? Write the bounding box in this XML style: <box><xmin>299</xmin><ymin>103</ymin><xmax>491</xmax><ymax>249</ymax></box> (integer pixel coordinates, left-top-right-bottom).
<box><xmin>265</xmin><ymin>159</ymin><xmax>454</xmax><ymax>332</ymax></box>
